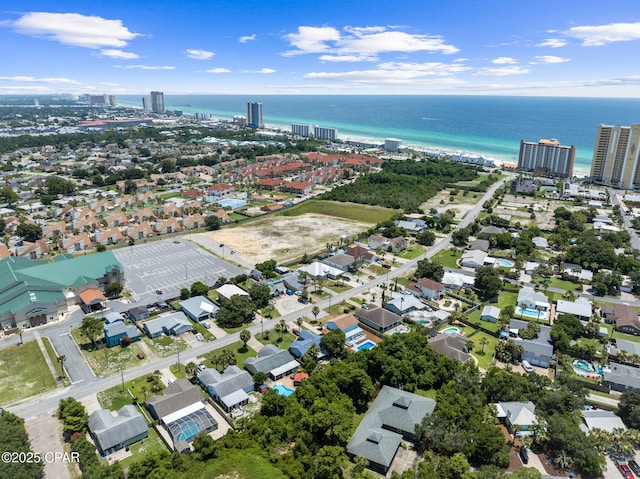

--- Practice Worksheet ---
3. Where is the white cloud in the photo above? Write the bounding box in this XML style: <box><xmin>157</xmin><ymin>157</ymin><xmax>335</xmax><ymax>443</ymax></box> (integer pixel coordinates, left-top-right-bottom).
<box><xmin>239</xmin><ymin>34</ymin><xmax>256</xmax><ymax>43</ymax></box>
<box><xmin>241</xmin><ymin>68</ymin><xmax>276</xmax><ymax>74</ymax></box>
<box><xmin>114</xmin><ymin>65</ymin><xmax>175</xmax><ymax>70</ymax></box>
<box><xmin>99</xmin><ymin>49</ymin><xmax>139</xmax><ymax>59</ymax></box>
<box><xmin>492</xmin><ymin>57</ymin><xmax>518</xmax><ymax>65</ymax></box>
<box><xmin>0</xmin><ymin>75</ymin><xmax>80</xmax><ymax>84</ymax></box>
<box><xmin>10</xmin><ymin>12</ymin><xmax>140</xmax><ymax>48</ymax></box>
<box><xmin>283</xmin><ymin>25</ymin><xmax>458</xmax><ymax>57</ymax></box>
<box><xmin>205</xmin><ymin>68</ymin><xmax>231</xmax><ymax>73</ymax></box>
<box><xmin>318</xmin><ymin>54</ymin><xmax>375</xmax><ymax>62</ymax></box>
<box><xmin>567</xmin><ymin>21</ymin><xmax>640</xmax><ymax>46</ymax></box>
<box><xmin>284</xmin><ymin>26</ymin><xmax>341</xmax><ymax>55</ymax></box>
<box><xmin>377</xmin><ymin>61</ymin><xmax>472</xmax><ymax>75</ymax></box>
<box><xmin>0</xmin><ymin>86</ymin><xmax>53</xmax><ymax>92</ymax></box>
<box><xmin>537</xmin><ymin>38</ymin><xmax>567</xmax><ymax>48</ymax></box>
<box><xmin>454</xmin><ymin>58</ymin><xmax>469</xmax><ymax>63</ymax></box>
<box><xmin>186</xmin><ymin>49</ymin><xmax>214</xmax><ymax>60</ymax></box>
<box><xmin>533</xmin><ymin>55</ymin><xmax>571</xmax><ymax>64</ymax></box>
<box><xmin>474</xmin><ymin>66</ymin><xmax>530</xmax><ymax>76</ymax></box>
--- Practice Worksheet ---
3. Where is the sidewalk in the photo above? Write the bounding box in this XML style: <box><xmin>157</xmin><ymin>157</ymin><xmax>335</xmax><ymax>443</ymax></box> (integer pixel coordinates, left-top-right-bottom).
<box><xmin>33</xmin><ymin>331</ymin><xmax>61</xmax><ymax>384</ymax></box>
<box><xmin>246</xmin><ymin>335</ymin><xmax>264</xmax><ymax>353</ymax></box>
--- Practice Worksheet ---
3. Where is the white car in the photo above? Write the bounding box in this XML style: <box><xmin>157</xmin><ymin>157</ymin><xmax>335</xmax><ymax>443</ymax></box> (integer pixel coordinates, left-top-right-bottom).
<box><xmin>521</xmin><ymin>360</ymin><xmax>533</xmax><ymax>373</ymax></box>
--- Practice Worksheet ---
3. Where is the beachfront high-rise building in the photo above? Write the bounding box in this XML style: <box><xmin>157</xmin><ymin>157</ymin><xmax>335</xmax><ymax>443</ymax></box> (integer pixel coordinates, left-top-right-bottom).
<box><xmin>313</xmin><ymin>126</ymin><xmax>338</xmax><ymax>141</ymax></box>
<box><xmin>292</xmin><ymin>123</ymin><xmax>310</xmax><ymax>137</ymax></box>
<box><xmin>108</xmin><ymin>95</ymin><xmax>116</xmax><ymax>107</ymax></box>
<box><xmin>517</xmin><ymin>138</ymin><xmax>575</xmax><ymax>178</ymax></box>
<box><xmin>247</xmin><ymin>101</ymin><xmax>263</xmax><ymax>128</ymax></box>
<box><xmin>142</xmin><ymin>97</ymin><xmax>149</xmax><ymax>112</ymax></box>
<box><xmin>590</xmin><ymin>124</ymin><xmax>640</xmax><ymax>189</ymax></box>
<box><xmin>384</xmin><ymin>138</ymin><xmax>403</xmax><ymax>153</ymax></box>
<box><xmin>150</xmin><ymin>91</ymin><xmax>165</xmax><ymax>114</ymax></box>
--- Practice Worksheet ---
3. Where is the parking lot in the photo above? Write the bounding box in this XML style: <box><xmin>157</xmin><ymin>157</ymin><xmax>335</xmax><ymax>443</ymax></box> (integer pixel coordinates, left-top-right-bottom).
<box><xmin>114</xmin><ymin>238</ymin><xmax>244</xmax><ymax>305</ymax></box>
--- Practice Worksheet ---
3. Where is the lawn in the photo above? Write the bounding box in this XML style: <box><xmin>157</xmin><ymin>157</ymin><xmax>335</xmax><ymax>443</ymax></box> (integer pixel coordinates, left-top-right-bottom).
<box><xmin>366</xmin><ymin>264</ymin><xmax>389</xmax><ymax>275</ymax></box>
<box><xmin>438</xmin><ymin>324</ymin><xmax>475</xmax><ymax>336</ymax></box>
<box><xmin>229</xmin><ymin>212</ymin><xmax>250</xmax><ymax>221</ymax></box>
<box><xmin>117</xmin><ymin>427</ymin><xmax>167</xmax><ymax>469</ymax></box>
<box><xmin>326</xmin><ymin>283</ymin><xmax>352</xmax><ymax>293</ymax></box>
<box><xmin>143</xmin><ymin>336</ymin><xmax>189</xmax><ymax>357</ymax></box>
<box><xmin>465</xmin><ymin>309</ymin><xmax>501</xmax><ymax>333</ymax></box>
<box><xmin>278</xmin><ymin>199</ymin><xmax>396</xmax><ymax>224</ymax></box>
<box><xmin>41</xmin><ymin>337</ymin><xmax>69</xmax><ymax>384</ymax></box>
<box><xmin>97</xmin><ymin>374</ymin><xmax>161</xmax><ymax>410</ymax></box>
<box><xmin>468</xmin><ymin>331</ymin><xmax>500</xmax><ymax>370</ymax></box>
<box><xmin>257</xmin><ymin>331</ymin><xmax>297</xmax><ymax>351</ymax></box>
<box><xmin>71</xmin><ymin>328</ymin><xmax>147</xmax><ymax>377</ymax></box>
<box><xmin>0</xmin><ymin>340</ymin><xmax>57</xmax><ymax>406</ymax></box>
<box><xmin>203</xmin><ymin>341</ymin><xmax>257</xmax><ymax>370</ymax></box>
<box><xmin>157</xmin><ymin>191</ymin><xmax>183</xmax><ymax>200</ymax></box>
<box><xmin>490</xmin><ymin>291</ymin><xmax>518</xmax><ymax>311</ymax></box>
<box><xmin>191</xmin><ymin>322</ymin><xmax>216</xmax><ymax>341</ymax></box>
<box><xmin>548</xmin><ymin>277</ymin><xmax>582</xmax><ymax>291</ymax></box>
<box><xmin>430</xmin><ymin>248</ymin><xmax>462</xmax><ymax>269</ymax></box>
<box><xmin>187</xmin><ymin>448</ymin><xmax>287</xmax><ymax>479</ymax></box>
<box><xmin>397</xmin><ymin>246</ymin><xmax>426</xmax><ymax>260</ymax></box>
<box><xmin>169</xmin><ymin>364</ymin><xmax>186</xmax><ymax>379</ymax></box>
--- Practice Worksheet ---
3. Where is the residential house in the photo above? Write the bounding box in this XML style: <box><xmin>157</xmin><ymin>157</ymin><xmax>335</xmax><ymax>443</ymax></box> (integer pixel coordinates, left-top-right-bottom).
<box><xmin>181</xmin><ymin>214</ymin><xmax>204</xmax><ymax>230</ymax></box>
<box><xmin>146</xmin><ymin>379</ymin><xmax>217</xmax><ymax>448</ymax></box>
<box><xmin>508</xmin><ymin>319</ymin><xmax>553</xmax><ymax>368</ymax></box>
<box><xmin>88</xmin><ymin>405</ymin><xmax>148</xmax><ymax>456</ymax></box>
<box><xmin>142</xmin><ymin>312</ymin><xmax>192</xmax><ymax>338</ymax></box>
<box><xmin>516</xmin><ymin>287</ymin><xmax>550</xmax><ymax>315</ymax></box>
<box><xmin>428</xmin><ymin>333</ymin><xmax>472</xmax><ymax>363</ymax></box>
<box><xmin>481</xmin><ymin>305</ymin><xmax>501</xmax><ymax>323</ymax></box>
<box><xmin>556</xmin><ymin>298</ymin><xmax>592</xmax><ymax>321</ymax></box>
<box><xmin>580</xmin><ymin>410</ymin><xmax>627</xmax><ymax>434</ymax></box>
<box><xmin>104</xmin><ymin>312</ymin><xmax>124</xmax><ymax>324</ymax></box>
<box><xmin>532</xmin><ymin>237</ymin><xmax>549</xmax><ymax>249</ymax></box>
<box><xmin>327</xmin><ymin>313</ymin><xmax>365</xmax><ymax>345</ymax></box>
<box><xmin>94</xmin><ymin>228</ymin><xmax>124</xmax><ymax>245</ymax></box>
<box><xmin>60</xmin><ymin>233</ymin><xmax>92</xmax><ymax>253</ymax></box>
<box><xmin>180</xmin><ymin>296</ymin><xmax>218</xmax><ymax>322</ymax></box>
<box><xmin>346</xmin><ymin>386</ymin><xmax>436</xmax><ymax>475</ymax></box>
<box><xmin>153</xmin><ymin>217</ymin><xmax>181</xmax><ymax>235</ymax></box>
<box><xmin>127</xmin><ymin>306</ymin><xmax>149</xmax><ymax>322</ymax></box>
<box><xmin>197</xmin><ymin>365</ymin><xmax>254</xmax><ymax>412</ymax></box>
<box><xmin>104</xmin><ymin>322</ymin><xmax>141</xmax><ymax>347</ymax></box>
<box><xmin>441</xmin><ymin>271</ymin><xmax>474</xmax><ymax>290</ymax></box>
<box><xmin>207</xmin><ymin>184</ymin><xmax>234</xmax><ymax>197</ymax></box>
<box><xmin>323</xmin><ymin>254</ymin><xmax>355</xmax><ymax>272</ymax></box>
<box><xmin>601</xmin><ymin>304</ymin><xmax>640</xmax><ymax>335</ymax></box>
<box><xmin>494</xmin><ymin>401</ymin><xmax>538</xmax><ymax>437</ymax></box>
<box><xmin>460</xmin><ymin>250</ymin><xmax>487</xmax><ymax>269</ymax></box>
<box><xmin>216</xmin><ymin>284</ymin><xmax>250</xmax><ymax>302</ymax></box>
<box><xmin>394</xmin><ymin>220</ymin><xmax>423</xmax><ymax>235</ymax></box>
<box><xmin>385</xmin><ymin>292</ymin><xmax>426</xmax><ymax>316</ymax></box>
<box><xmin>355</xmin><ymin>306</ymin><xmax>402</xmax><ymax>333</ymax></box>
<box><xmin>478</xmin><ymin>226</ymin><xmax>506</xmax><ymax>239</ymax></box>
<box><xmin>244</xmin><ymin>344</ymin><xmax>300</xmax><ymax>380</ymax></box>
<box><xmin>368</xmin><ymin>234</ymin><xmax>388</xmax><ymax>251</ymax></box>
<box><xmin>603</xmin><ymin>363</ymin><xmax>640</xmax><ymax>394</ymax></box>
<box><xmin>389</xmin><ymin>237</ymin><xmax>407</xmax><ymax>253</ymax></box>
<box><xmin>126</xmin><ymin>221</ymin><xmax>153</xmax><ymax>239</ymax></box>
<box><xmin>297</xmin><ymin>262</ymin><xmax>344</xmax><ymax>280</ymax></box>
<box><xmin>562</xmin><ymin>263</ymin><xmax>593</xmax><ymax>282</ymax></box>
<box><xmin>607</xmin><ymin>338</ymin><xmax>640</xmax><ymax>360</ymax></box>
<box><xmin>344</xmin><ymin>245</ymin><xmax>377</xmax><ymax>264</ymax></box>
<box><xmin>289</xmin><ymin>330</ymin><xmax>323</xmax><ymax>358</ymax></box>
<box><xmin>414</xmin><ymin>278</ymin><xmax>446</xmax><ymax>301</ymax></box>
<box><xmin>281</xmin><ymin>181</ymin><xmax>314</xmax><ymax>195</ymax></box>
<box><xmin>524</xmin><ymin>261</ymin><xmax>540</xmax><ymax>275</ymax></box>
<box><xmin>469</xmin><ymin>239</ymin><xmax>490</xmax><ymax>252</ymax></box>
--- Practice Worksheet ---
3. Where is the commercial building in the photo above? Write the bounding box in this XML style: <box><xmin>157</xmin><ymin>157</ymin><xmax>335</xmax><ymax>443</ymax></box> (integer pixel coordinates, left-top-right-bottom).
<box><xmin>313</xmin><ymin>126</ymin><xmax>338</xmax><ymax>141</ymax></box>
<box><xmin>151</xmin><ymin>91</ymin><xmax>165</xmax><ymax>114</ymax></box>
<box><xmin>517</xmin><ymin>138</ymin><xmax>575</xmax><ymax>178</ymax></box>
<box><xmin>291</xmin><ymin>123</ymin><xmax>310</xmax><ymax>137</ymax></box>
<box><xmin>384</xmin><ymin>138</ymin><xmax>402</xmax><ymax>152</ymax></box>
<box><xmin>247</xmin><ymin>101</ymin><xmax>263</xmax><ymax>128</ymax></box>
<box><xmin>590</xmin><ymin>124</ymin><xmax>640</xmax><ymax>189</ymax></box>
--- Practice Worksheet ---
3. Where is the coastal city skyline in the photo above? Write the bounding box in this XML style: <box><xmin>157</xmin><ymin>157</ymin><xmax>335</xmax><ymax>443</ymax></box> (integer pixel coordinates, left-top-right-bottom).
<box><xmin>1</xmin><ymin>1</ymin><xmax>640</xmax><ymax>97</ymax></box>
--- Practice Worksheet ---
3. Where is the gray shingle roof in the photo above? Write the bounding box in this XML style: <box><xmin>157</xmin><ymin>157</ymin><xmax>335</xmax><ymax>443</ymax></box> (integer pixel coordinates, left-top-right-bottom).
<box><xmin>428</xmin><ymin>333</ymin><xmax>472</xmax><ymax>363</ymax></box>
<box><xmin>244</xmin><ymin>344</ymin><xmax>299</xmax><ymax>375</ymax></box>
<box><xmin>197</xmin><ymin>365</ymin><xmax>253</xmax><ymax>399</ymax></box>
<box><xmin>603</xmin><ymin>363</ymin><xmax>640</xmax><ymax>391</ymax></box>
<box><xmin>346</xmin><ymin>386</ymin><xmax>436</xmax><ymax>470</ymax></box>
<box><xmin>88</xmin><ymin>405</ymin><xmax>147</xmax><ymax>453</ymax></box>
<box><xmin>146</xmin><ymin>379</ymin><xmax>204</xmax><ymax>419</ymax></box>
<box><xmin>356</xmin><ymin>306</ymin><xmax>402</xmax><ymax>329</ymax></box>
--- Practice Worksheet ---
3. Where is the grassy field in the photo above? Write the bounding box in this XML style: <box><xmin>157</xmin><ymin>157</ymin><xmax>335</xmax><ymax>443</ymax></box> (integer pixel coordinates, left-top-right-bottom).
<box><xmin>187</xmin><ymin>448</ymin><xmax>287</xmax><ymax>479</ymax></box>
<box><xmin>41</xmin><ymin>337</ymin><xmax>68</xmax><ymax>383</ymax></box>
<box><xmin>0</xmin><ymin>340</ymin><xmax>57</xmax><ymax>406</ymax></box>
<box><xmin>430</xmin><ymin>249</ymin><xmax>462</xmax><ymax>269</ymax></box>
<box><xmin>229</xmin><ymin>212</ymin><xmax>249</xmax><ymax>221</ymax></box>
<box><xmin>397</xmin><ymin>246</ymin><xmax>426</xmax><ymax>260</ymax></box>
<box><xmin>258</xmin><ymin>331</ymin><xmax>297</xmax><ymax>352</ymax></box>
<box><xmin>469</xmin><ymin>331</ymin><xmax>500</xmax><ymax>370</ymax></box>
<box><xmin>144</xmin><ymin>336</ymin><xmax>189</xmax><ymax>357</ymax></box>
<box><xmin>71</xmin><ymin>328</ymin><xmax>147</xmax><ymax>377</ymax></box>
<box><xmin>278</xmin><ymin>199</ymin><xmax>397</xmax><ymax>224</ymax></box>
<box><xmin>98</xmin><ymin>374</ymin><xmax>165</xmax><ymax>410</ymax></box>
<box><xmin>117</xmin><ymin>427</ymin><xmax>167</xmax><ymax>469</ymax></box>
<box><xmin>203</xmin><ymin>341</ymin><xmax>257</xmax><ymax>370</ymax></box>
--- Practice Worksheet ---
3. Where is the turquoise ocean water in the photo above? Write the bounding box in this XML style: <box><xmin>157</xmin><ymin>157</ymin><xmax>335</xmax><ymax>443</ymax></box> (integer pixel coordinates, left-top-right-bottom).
<box><xmin>118</xmin><ymin>95</ymin><xmax>640</xmax><ymax>173</ymax></box>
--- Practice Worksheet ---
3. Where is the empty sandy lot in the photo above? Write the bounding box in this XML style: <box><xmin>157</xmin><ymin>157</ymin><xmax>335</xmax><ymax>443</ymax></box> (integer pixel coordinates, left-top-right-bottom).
<box><xmin>194</xmin><ymin>214</ymin><xmax>369</xmax><ymax>264</ymax></box>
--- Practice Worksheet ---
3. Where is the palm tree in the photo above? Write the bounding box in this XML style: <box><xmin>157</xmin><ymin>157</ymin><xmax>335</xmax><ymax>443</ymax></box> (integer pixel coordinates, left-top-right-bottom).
<box><xmin>185</xmin><ymin>361</ymin><xmax>198</xmax><ymax>377</ymax></box>
<box><xmin>17</xmin><ymin>328</ymin><xmax>24</xmax><ymax>345</ymax></box>
<box><xmin>277</xmin><ymin>319</ymin><xmax>287</xmax><ymax>341</ymax></box>
<box><xmin>479</xmin><ymin>337</ymin><xmax>489</xmax><ymax>354</ymax></box>
<box><xmin>296</xmin><ymin>317</ymin><xmax>303</xmax><ymax>329</ymax></box>
<box><xmin>57</xmin><ymin>355</ymin><xmax>66</xmax><ymax>379</ymax></box>
<box><xmin>311</xmin><ymin>306</ymin><xmax>320</xmax><ymax>323</ymax></box>
<box><xmin>240</xmin><ymin>329</ymin><xmax>251</xmax><ymax>349</ymax></box>
<box><xmin>553</xmin><ymin>451</ymin><xmax>572</xmax><ymax>471</ymax></box>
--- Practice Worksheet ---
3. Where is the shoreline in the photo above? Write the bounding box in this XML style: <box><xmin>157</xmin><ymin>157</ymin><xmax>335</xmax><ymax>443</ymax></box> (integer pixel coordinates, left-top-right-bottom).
<box><xmin>116</xmin><ymin>98</ymin><xmax>591</xmax><ymax>176</ymax></box>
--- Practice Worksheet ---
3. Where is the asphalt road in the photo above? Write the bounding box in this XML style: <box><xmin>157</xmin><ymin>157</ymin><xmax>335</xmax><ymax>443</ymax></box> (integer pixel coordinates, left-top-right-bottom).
<box><xmin>7</xmin><ymin>174</ymin><xmax>511</xmax><ymax>420</ymax></box>
<box><xmin>610</xmin><ymin>188</ymin><xmax>640</xmax><ymax>251</ymax></box>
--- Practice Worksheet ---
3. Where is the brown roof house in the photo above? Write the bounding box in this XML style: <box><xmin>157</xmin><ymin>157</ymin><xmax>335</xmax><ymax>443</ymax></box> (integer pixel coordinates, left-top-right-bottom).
<box><xmin>355</xmin><ymin>306</ymin><xmax>402</xmax><ymax>333</ymax></box>
<box><xmin>602</xmin><ymin>304</ymin><xmax>640</xmax><ymax>335</ymax></box>
<box><xmin>414</xmin><ymin>278</ymin><xmax>446</xmax><ymax>301</ymax></box>
<box><xmin>428</xmin><ymin>333</ymin><xmax>472</xmax><ymax>363</ymax></box>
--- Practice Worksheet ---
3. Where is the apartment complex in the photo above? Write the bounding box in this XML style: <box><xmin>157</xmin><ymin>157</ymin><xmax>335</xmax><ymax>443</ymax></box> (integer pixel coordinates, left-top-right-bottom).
<box><xmin>247</xmin><ymin>101</ymin><xmax>263</xmax><ymax>128</ymax></box>
<box><xmin>291</xmin><ymin>123</ymin><xmax>310</xmax><ymax>137</ymax></box>
<box><xmin>151</xmin><ymin>91</ymin><xmax>165</xmax><ymax>114</ymax></box>
<box><xmin>517</xmin><ymin>138</ymin><xmax>575</xmax><ymax>178</ymax></box>
<box><xmin>590</xmin><ymin>124</ymin><xmax>640</xmax><ymax>189</ymax></box>
<box><xmin>313</xmin><ymin>125</ymin><xmax>338</xmax><ymax>141</ymax></box>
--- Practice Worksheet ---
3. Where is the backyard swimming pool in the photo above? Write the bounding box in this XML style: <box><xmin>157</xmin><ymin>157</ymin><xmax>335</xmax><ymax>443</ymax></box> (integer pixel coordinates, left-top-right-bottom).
<box><xmin>356</xmin><ymin>340</ymin><xmax>376</xmax><ymax>351</ymax></box>
<box><xmin>496</xmin><ymin>259</ymin><xmax>515</xmax><ymax>268</ymax></box>
<box><xmin>272</xmin><ymin>383</ymin><xmax>295</xmax><ymax>397</ymax></box>
<box><xmin>442</xmin><ymin>327</ymin><xmax>460</xmax><ymax>335</ymax></box>
<box><xmin>572</xmin><ymin>359</ymin><xmax>601</xmax><ymax>377</ymax></box>
<box><xmin>515</xmin><ymin>306</ymin><xmax>548</xmax><ymax>321</ymax></box>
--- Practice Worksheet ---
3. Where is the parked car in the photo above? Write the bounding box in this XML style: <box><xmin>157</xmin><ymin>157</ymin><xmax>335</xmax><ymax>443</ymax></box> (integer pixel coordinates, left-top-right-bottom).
<box><xmin>381</xmin><ymin>263</ymin><xmax>391</xmax><ymax>269</ymax></box>
<box><xmin>298</xmin><ymin>296</ymin><xmax>309</xmax><ymax>304</ymax></box>
<box><xmin>155</xmin><ymin>289</ymin><xmax>163</xmax><ymax>295</ymax></box>
<box><xmin>195</xmin><ymin>333</ymin><xmax>205</xmax><ymax>341</ymax></box>
<box><xmin>137</xmin><ymin>353</ymin><xmax>145</xmax><ymax>359</ymax></box>
<box><xmin>522</xmin><ymin>360</ymin><xmax>534</xmax><ymax>373</ymax></box>
<box><xmin>618</xmin><ymin>461</ymin><xmax>635</xmax><ymax>479</ymax></box>
<box><xmin>519</xmin><ymin>447</ymin><xmax>529</xmax><ymax>464</ymax></box>
<box><xmin>628</xmin><ymin>460</ymin><xmax>640</xmax><ymax>477</ymax></box>
<box><xmin>258</xmin><ymin>384</ymin><xmax>269</xmax><ymax>394</ymax></box>
<box><xmin>198</xmin><ymin>364</ymin><xmax>207</xmax><ymax>372</ymax></box>
<box><xmin>202</xmin><ymin>321</ymin><xmax>211</xmax><ymax>329</ymax></box>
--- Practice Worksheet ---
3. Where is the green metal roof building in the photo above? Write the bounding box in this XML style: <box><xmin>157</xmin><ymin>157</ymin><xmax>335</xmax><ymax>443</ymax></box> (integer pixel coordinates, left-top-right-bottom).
<box><xmin>0</xmin><ymin>252</ymin><xmax>124</xmax><ymax>330</ymax></box>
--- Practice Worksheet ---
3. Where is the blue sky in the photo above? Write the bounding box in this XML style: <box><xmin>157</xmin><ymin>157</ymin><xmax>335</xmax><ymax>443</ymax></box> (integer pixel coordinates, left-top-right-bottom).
<box><xmin>1</xmin><ymin>0</ymin><xmax>640</xmax><ymax>96</ymax></box>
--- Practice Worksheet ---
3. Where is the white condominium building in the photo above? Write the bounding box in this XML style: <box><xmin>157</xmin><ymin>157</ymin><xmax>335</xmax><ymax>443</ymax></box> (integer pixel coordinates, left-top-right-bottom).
<box><xmin>590</xmin><ymin>124</ymin><xmax>640</xmax><ymax>190</ymax></box>
<box><xmin>517</xmin><ymin>138</ymin><xmax>575</xmax><ymax>178</ymax></box>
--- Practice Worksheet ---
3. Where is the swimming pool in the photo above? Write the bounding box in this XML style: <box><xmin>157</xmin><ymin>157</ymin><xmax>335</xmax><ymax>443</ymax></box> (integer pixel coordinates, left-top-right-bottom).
<box><xmin>496</xmin><ymin>258</ymin><xmax>515</xmax><ymax>267</ymax></box>
<box><xmin>356</xmin><ymin>340</ymin><xmax>376</xmax><ymax>351</ymax></box>
<box><xmin>515</xmin><ymin>306</ymin><xmax>549</xmax><ymax>321</ymax></box>
<box><xmin>175</xmin><ymin>422</ymin><xmax>200</xmax><ymax>442</ymax></box>
<box><xmin>272</xmin><ymin>383</ymin><xmax>295</xmax><ymax>397</ymax></box>
<box><xmin>442</xmin><ymin>327</ymin><xmax>460</xmax><ymax>335</ymax></box>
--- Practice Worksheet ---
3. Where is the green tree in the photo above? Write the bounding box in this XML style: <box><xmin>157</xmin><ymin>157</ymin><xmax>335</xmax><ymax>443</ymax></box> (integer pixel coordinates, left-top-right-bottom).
<box><xmin>80</xmin><ymin>316</ymin><xmax>103</xmax><ymax>349</ymax></box>
<box><xmin>96</xmin><ymin>244</ymin><xmax>107</xmax><ymax>252</ymax></box>
<box><xmin>0</xmin><ymin>410</ymin><xmax>45</xmax><ymax>478</ymax></box>
<box><xmin>239</xmin><ymin>329</ymin><xmax>251</xmax><ymax>349</ymax></box>
<box><xmin>415</xmin><ymin>258</ymin><xmax>444</xmax><ymax>282</ymax></box>
<box><xmin>16</xmin><ymin>222</ymin><xmax>43</xmax><ymax>242</ymax></box>
<box><xmin>205</xmin><ymin>214</ymin><xmax>221</xmax><ymax>230</ymax></box>
<box><xmin>216</xmin><ymin>295</ymin><xmax>256</xmax><ymax>328</ymax></box>
<box><xmin>180</xmin><ymin>288</ymin><xmax>190</xmax><ymax>299</ymax></box>
<box><xmin>320</xmin><ymin>329</ymin><xmax>346</xmax><ymax>359</ymax></box>
<box><xmin>475</xmin><ymin>266</ymin><xmax>502</xmax><ymax>301</ymax></box>
<box><xmin>311</xmin><ymin>305</ymin><xmax>321</xmax><ymax>323</ymax></box>
<box><xmin>0</xmin><ymin>185</ymin><xmax>19</xmax><ymax>205</ymax></box>
<box><xmin>252</xmin><ymin>371</ymin><xmax>268</xmax><ymax>389</ymax></box>
<box><xmin>105</xmin><ymin>282</ymin><xmax>123</xmax><ymax>297</ymax></box>
<box><xmin>417</xmin><ymin>230</ymin><xmax>436</xmax><ymax>246</ymax></box>
<box><xmin>190</xmin><ymin>281</ymin><xmax>209</xmax><ymax>297</ymax></box>
<box><xmin>57</xmin><ymin>397</ymin><xmax>89</xmax><ymax>435</ymax></box>
<box><xmin>249</xmin><ymin>283</ymin><xmax>271</xmax><ymax>308</ymax></box>
<box><xmin>191</xmin><ymin>432</ymin><xmax>217</xmax><ymax>460</ymax></box>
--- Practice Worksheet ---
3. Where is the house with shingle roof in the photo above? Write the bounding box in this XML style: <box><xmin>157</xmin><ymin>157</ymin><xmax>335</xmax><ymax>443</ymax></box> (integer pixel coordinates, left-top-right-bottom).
<box><xmin>603</xmin><ymin>363</ymin><xmax>640</xmax><ymax>394</ymax></box>
<box><xmin>493</xmin><ymin>401</ymin><xmax>538</xmax><ymax>437</ymax></box>
<box><xmin>355</xmin><ymin>306</ymin><xmax>402</xmax><ymax>333</ymax></box>
<box><xmin>143</xmin><ymin>312</ymin><xmax>192</xmax><ymax>338</ymax></box>
<box><xmin>244</xmin><ymin>344</ymin><xmax>299</xmax><ymax>380</ymax></box>
<box><xmin>414</xmin><ymin>278</ymin><xmax>445</xmax><ymax>301</ymax></box>
<box><xmin>601</xmin><ymin>304</ymin><xmax>640</xmax><ymax>335</ymax></box>
<box><xmin>197</xmin><ymin>365</ymin><xmax>254</xmax><ymax>412</ymax></box>
<box><xmin>428</xmin><ymin>333</ymin><xmax>472</xmax><ymax>363</ymax></box>
<box><xmin>346</xmin><ymin>386</ymin><xmax>436</xmax><ymax>474</ymax></box>
<box><xmin>88</xmin><ymin>405</ymin><xmax>148</xmax><ymax>456</ymax></box>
